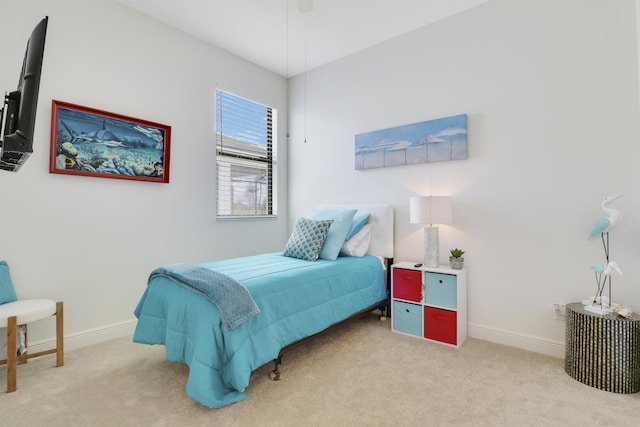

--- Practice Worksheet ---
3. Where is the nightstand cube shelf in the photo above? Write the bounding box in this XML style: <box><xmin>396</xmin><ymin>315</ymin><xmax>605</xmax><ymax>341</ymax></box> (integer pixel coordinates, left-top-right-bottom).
<box><xmin>391</xmin><ymin>262</ymin><xmax>467</xmax><ymax>348</ymax></box>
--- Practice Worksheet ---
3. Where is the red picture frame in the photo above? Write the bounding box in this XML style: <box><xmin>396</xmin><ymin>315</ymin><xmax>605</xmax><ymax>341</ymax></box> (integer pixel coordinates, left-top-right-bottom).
<box><xmin>50</xmin><ymin>100</ymin><xmax>171</xmax><ymax>183</ymax></box>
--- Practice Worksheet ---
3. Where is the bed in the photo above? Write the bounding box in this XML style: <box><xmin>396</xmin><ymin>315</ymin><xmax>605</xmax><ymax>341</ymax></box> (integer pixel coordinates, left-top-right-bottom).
<box><xmin>133</xmin><ymin>203</ymin><xmax>394</xmax><ymax>408</ymax></box>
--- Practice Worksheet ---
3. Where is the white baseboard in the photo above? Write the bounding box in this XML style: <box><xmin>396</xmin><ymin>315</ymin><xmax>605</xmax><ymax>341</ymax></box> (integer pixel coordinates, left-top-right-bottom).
<box><xmin>26</xmin><ymin>319</ymin><xmax>138</xmax><ymax>355</ymax></box>
<box><xmin>468</xmin><ymin>323</ymin><xmax>565</xmax><ymax>359</ymax></box>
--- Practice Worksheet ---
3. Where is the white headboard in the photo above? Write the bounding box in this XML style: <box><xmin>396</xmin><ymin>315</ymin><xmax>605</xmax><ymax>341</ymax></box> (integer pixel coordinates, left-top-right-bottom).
<box><xmin>318</xmin><ymin>203</ymin><xmax>394</xmax><ymax>259</ymax></box>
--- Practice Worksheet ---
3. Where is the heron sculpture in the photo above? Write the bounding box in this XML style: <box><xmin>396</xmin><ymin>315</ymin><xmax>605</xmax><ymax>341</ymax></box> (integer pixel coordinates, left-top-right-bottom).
<box><xmin>589</xmin><ymin>261</ymin><xmax>623</xmax><ymax>307</ymax></box>
<box><xmin>589</xmin><ymin>193</ymin><xmax>623</xmax><ymax>240</ymax></box>
<box><xmin>586</xmin><ymin>194</ymin><xmax>622</xmax><ymax>311</ymax></box>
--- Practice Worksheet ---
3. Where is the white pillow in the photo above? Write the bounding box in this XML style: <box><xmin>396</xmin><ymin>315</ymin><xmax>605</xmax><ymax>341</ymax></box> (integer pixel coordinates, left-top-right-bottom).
<box><xmin>340</xmin><ymin>224</ymin><xmax>373</xmax><ymax>257</ymax></box>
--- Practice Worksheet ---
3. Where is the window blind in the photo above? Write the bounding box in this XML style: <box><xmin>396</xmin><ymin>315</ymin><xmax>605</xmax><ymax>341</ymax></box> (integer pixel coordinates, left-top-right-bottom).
<box><xmin>216</xmin><ymin>90</ymin><xmax>277</xmax><ymax>218</ymax></box>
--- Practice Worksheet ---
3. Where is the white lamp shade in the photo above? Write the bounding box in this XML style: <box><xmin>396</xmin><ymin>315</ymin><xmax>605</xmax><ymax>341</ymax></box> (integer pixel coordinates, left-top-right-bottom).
<box><xmin>410</xmin><ymin>196</ymin><xmax>453</xmax><ymax>225</ymax></box>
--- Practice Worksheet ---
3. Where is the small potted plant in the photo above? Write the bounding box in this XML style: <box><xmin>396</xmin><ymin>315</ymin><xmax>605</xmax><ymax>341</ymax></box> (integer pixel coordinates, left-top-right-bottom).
<box><xmin>449</xmin><ymin>248</ymin><xmax>465</xmax><ymax>269</ymax></box>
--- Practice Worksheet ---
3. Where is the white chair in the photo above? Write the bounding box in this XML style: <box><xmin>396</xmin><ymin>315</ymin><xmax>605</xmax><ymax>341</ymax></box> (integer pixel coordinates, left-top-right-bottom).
<box><xmin>0</xmin><ymin>300</ymin><xmax>64</xmax><ymax>392</ymax></box>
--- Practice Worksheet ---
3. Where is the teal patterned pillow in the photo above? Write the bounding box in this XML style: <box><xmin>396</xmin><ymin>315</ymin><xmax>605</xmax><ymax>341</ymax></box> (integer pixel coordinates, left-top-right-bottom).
<box><xmin>283</xmin><ymin>218</ymin><xmax>334</xmax><ymax>261</ymax></box>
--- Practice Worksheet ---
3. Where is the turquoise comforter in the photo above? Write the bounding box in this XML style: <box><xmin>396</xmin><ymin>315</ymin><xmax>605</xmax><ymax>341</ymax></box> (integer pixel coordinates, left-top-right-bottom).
<box><xmin>133</xmin><ymin>252</ymin><xmax>386</xmax><ymax>408</ymax></box>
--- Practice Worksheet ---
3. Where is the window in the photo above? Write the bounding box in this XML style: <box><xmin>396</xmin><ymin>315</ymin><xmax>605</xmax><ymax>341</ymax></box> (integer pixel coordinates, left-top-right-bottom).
<box><xmin>216</xmin><ymin>90</ymin><xmax>277</xmax><ymax>218</ymax></box>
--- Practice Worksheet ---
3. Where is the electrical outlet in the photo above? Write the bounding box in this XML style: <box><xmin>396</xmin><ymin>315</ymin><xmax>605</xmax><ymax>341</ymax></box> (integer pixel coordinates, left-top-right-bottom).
<box><xmin>553</xmin><ymin>303</ymin><xmax>566</xmax><ymax>320</ymax></box>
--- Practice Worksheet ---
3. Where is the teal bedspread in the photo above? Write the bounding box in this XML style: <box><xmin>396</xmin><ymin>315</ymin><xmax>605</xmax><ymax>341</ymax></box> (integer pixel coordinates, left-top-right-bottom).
<box><xmin>133</xmin><ymin>252</ymin><xmax>386</xmax><ymax>408</ymax></box>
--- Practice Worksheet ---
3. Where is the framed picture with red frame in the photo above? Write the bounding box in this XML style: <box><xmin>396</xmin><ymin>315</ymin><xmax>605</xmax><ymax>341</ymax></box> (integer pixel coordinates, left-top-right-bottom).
<box><xmin>50</xmin><ymin>100</ymin><xmax>170</xmax><ymax>183</ymax></box>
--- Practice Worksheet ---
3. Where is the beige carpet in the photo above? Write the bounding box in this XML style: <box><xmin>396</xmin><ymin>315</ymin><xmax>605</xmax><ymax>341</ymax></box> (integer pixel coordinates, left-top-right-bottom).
<box><xmin>1</xmin><ymin>313</ymin><xmax>639</xmax><ymax>426</ymax></box>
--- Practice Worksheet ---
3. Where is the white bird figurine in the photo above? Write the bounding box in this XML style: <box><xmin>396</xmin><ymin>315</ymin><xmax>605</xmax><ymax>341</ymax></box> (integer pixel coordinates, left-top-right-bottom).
<box><xmin>591</xmin><ymin>261</ymin><xmax>623</xmax><ymax>277</ymax></box>
<box><xmin>589</xmin><ymin>261</ymin><xmax>623</xmax><ymax>306</ymax></box>
<box><xmin>589</xmin><ymin>194</ymin><xmax>623</xmax><ymax>239</ymax></box>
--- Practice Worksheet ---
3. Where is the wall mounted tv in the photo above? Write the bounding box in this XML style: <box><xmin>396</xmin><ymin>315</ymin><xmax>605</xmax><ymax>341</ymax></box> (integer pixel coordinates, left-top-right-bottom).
<box><xmin>0</xmin><ymin>16</ymin><xmax>48</xmax><ymax>172</ymax></box>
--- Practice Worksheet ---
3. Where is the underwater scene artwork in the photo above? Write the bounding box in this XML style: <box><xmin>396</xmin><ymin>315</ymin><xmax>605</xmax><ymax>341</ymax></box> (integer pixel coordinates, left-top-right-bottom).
<box><xmin>50</xmin><ymin>100</ymin><xmax>171</xmax><ymax>183</ymax></box>
<box><xmin>355</xmin><ymin>114</ymin><xmax>467</xmax><ymax>170</ymax></box>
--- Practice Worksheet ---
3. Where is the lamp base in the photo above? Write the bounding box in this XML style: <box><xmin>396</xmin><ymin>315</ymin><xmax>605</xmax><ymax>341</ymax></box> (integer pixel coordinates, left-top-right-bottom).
<box><xmin>424</xmin><ymin>226</ymin><xmax>439</xmax><ymax>268</ymax></box>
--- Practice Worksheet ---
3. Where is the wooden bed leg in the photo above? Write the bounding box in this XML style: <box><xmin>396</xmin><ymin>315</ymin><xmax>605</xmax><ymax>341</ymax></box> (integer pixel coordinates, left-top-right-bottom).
<box><xmin>270</xmin><ymin>356</ymin><xmax>282</xmax><ymax>381</ymax></box>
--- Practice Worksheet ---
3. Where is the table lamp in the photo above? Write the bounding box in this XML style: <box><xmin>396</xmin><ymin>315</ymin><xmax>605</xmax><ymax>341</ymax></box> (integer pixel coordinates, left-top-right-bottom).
<box><xmin>410</xmin><ymin>196</ymin><xmax>453</xmax><ymax>268</ymax></box>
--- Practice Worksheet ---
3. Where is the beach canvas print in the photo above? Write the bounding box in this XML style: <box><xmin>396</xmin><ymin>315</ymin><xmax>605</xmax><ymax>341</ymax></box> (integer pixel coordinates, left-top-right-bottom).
<box><xmin>50</xmin><ymin>100</ymin><xmax>171</xmax><ymax>183</ymax></box>
<box><xmin>355</xmin><ymin>114</ymin><xmax>467</xmax><ymax>170</ymax></box>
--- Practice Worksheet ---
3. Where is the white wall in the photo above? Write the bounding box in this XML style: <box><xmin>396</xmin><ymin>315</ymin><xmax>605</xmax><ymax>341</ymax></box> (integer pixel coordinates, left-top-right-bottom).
<box><xmin>0</xmin><ymin>0</ymin><xmax>288</xmax><ymax>350</ymax></box>
<box><xmin>288</xmin><ymin>0</ymin><xmax>640</xmax><ymax>356</ymax></box>
<box><xmin>3</xmin><ymin>0</ymin><xmax>638</xmax><ymax>359</ymax></box>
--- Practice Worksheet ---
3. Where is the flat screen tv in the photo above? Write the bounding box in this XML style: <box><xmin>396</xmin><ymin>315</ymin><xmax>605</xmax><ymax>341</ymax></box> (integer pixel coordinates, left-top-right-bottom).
<box><xmin>0</xmin><ymin>16</ymin><xmax>48</xmax><ymax>172</ymax></box>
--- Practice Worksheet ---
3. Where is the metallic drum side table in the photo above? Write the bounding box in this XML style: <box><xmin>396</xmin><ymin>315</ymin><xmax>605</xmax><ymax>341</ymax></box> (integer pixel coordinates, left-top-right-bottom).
<box><xmin>565</xmin><ymin>302</ymin><xmax>640</xmax><ymax>393</ymax></box>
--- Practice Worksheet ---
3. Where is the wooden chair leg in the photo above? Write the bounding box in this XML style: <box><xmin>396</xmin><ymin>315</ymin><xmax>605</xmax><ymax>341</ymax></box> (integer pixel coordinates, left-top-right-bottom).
<box><xmin>7</xmin><ymin>315</ymin><xmax>17</xmax><ymax>393</ymax></box>
<box><xmin>56</xmin><ymin>301</ymin><xmax>64</xmax><ymax>367</ymax></box>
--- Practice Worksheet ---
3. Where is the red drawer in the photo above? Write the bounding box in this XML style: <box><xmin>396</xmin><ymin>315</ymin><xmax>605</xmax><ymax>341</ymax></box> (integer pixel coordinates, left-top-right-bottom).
<box><xmin>424</xmin><ymin>307</ymin><xmax>457</xmax><ymax>345</ymax></box>
<box><xmin>392</xmin><ymin>268</ymin><xmax>422</xmax><ymax>302</ymax></box>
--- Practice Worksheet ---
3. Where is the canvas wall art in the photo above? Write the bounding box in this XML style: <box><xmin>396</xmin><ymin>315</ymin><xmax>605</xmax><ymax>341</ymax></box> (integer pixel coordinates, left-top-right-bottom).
<box><xmin>355</xmin><ymin>114</ymin><xmax>467</xmax><ymax>170</ymax></box>
<box><xmin>50</xmin><ymin>100</ymin><xmax>171</xmax><ymax>183</ymax></box>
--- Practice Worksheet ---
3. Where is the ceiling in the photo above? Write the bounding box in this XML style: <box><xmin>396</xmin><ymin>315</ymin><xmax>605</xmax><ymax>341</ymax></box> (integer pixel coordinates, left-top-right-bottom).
<box><xmin>116</xmin><ymin>0</ymin><xmax>489</xmax><ymax>78</ymax></box>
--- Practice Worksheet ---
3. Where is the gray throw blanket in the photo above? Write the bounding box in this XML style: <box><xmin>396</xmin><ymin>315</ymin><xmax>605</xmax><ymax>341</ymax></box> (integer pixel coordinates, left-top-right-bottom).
<box><xmin>149</xmin><ymin>264</ymin><xmax>260</xmax><ymax>329</ymax></box>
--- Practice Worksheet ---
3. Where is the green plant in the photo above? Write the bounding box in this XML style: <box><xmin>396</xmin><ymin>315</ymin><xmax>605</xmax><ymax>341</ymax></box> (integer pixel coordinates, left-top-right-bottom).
<box><xmin>450</xmin><ymin>248</ymin><xmax>465</xmax><ymax>258</ymax></box>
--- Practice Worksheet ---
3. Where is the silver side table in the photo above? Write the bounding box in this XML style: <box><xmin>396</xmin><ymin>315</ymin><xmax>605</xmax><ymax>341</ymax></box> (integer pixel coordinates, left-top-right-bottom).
<box><xmin>565</xmin><ymin>302</ymin><xmax>640</xmax><ymax>393</ymax></box>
